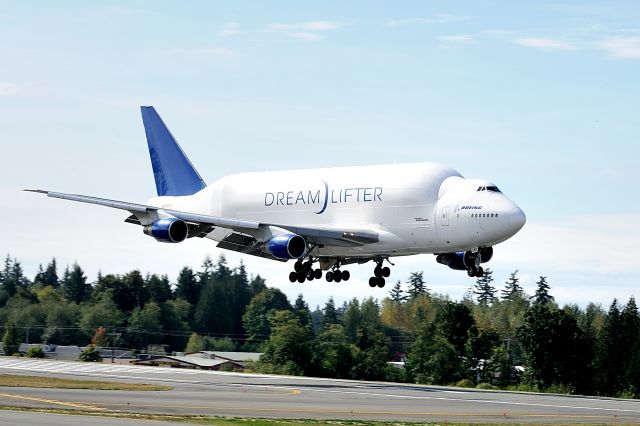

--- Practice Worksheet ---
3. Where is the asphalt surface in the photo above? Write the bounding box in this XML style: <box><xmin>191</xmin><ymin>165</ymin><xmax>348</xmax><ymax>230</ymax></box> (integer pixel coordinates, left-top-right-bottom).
<box><xmin>1</xmin><ymin>357</ymin><xmax>640</xmax><ymax>424</ymax></box>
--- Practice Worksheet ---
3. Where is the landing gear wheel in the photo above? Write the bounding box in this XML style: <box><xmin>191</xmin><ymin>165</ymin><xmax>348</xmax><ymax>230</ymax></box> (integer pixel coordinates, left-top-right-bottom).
<box><xmin>289</xmin><ymin>272</ymin><xmax>297</xmax><ymax>283</ymax></box>
<box><xmin>326</xmin><ymin>271</ymin><xmax>334</xmax><ymax>282</ymax></box>
<box><xmin>334</xmin><ymin>272</ymin><xmax>342</xmax><ymax>283</ymax></box>
<box><xmin>369</xmin><ymin>277</ymin><xmax>377</xmax><ymax>287</ymax></box>
<box><xmin>294</xmin><ymin>261</ymin><xmax>303</xmax><ymax>273</ymax></box>
<box><xmin>381</xmin><ymin>266</ymin><xmax>390</xmax><ymax>278</ymax></box>
<box><xmin>467</xmin><ymin>268</ymin><xmax>476</xmax><ymax>277</ymax></box>
<box><xmin>297</xmin><ymin>272</ymin><xmax>306</xmax><ymax>283</ymax></box>
<box><xmin>341</xmin><ymin>270</ymin><xmax>350</xmax><ymax>281</ymax></box>
<box><xmin>377</xmin><ymin>277</ymin><xmax>386</xmax><ymax>288</ymax></box>
<box><xmin>374</xmin><ymin>266</ymin><xmax>383</xmax><ymax>278</ymax></box>
<box><xmin>475</xmin><ymin>266</ymin><xmax>484</xmax><ymax>278</ymax></box>
<box><xmin>314</xmin><ymin>268</ymin><xmax>322</xmax><ymax>280</ymax></box>
<box><xmin>306</xmin><ymin>270</ymin><xmax>315</xmax><ymax>281</ymax></box>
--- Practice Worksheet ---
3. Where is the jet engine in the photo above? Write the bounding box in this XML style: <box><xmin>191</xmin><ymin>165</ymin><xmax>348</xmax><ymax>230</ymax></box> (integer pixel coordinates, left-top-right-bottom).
<box><xmin>436</xmin><ymin>246</ymin><xmax>494</xmax><ymax>270</ymax></box>
<box><xmin>143</xmin><ymin>217</ymin><xmax>189</xmax><ymax>243</ymax></box>
<box><xmin>267</xmin><ymin>233</ymin><xmax>307</xmax><ymax>260</ymax></box>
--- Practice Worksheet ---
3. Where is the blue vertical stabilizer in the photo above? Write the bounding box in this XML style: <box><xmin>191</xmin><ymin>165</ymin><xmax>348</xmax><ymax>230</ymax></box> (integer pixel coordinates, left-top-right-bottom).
<box><xmin>141</xmin><ymin>106</ymin><xmax>206</xmax><ymax>196</ymax></box>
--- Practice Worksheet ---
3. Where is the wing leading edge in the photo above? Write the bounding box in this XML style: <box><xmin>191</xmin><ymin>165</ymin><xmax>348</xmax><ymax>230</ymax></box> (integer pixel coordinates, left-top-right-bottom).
<box><xmin>25</xmin><ymin>190</ymin><xmax>379</xmax><ymax>259</ymax></box>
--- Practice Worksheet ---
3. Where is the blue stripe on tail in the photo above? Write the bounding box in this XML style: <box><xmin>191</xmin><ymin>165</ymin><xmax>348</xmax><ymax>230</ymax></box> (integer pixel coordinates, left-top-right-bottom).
<box><xmin>141</xmin><ymin>106</ymin><xmax>206</xmax><ymax>197</ymax></box>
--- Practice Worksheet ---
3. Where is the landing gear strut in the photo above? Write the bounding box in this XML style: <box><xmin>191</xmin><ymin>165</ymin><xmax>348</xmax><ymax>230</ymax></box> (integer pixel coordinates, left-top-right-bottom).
<box><xmin>369</xmin><ymin>259</ymin><xmax>391</xmax><ymax>288</ymax></box>
<box><xmin>464</xmin><ymin>250</ymin><xmax>485</xmax><ymax>278</ymax></box>
<box><xmin>288</xmin><ymin>259</ymin><xmax>322</xmax><ymax>283</ymax></box>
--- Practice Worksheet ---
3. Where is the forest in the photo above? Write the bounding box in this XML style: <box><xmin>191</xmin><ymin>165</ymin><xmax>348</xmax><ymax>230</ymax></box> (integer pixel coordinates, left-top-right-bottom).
<box><xmin>0</xmin><ymin>253</ymin><xmax>638</xmax><ymax>399</ymax></box>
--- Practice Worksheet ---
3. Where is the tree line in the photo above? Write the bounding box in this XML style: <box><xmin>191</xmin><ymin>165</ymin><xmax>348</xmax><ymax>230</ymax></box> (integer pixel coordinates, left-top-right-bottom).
<box><xmin>0</xmin><ymin>254</ymin><xmax>638</xmax><ymax>398</ymax></box>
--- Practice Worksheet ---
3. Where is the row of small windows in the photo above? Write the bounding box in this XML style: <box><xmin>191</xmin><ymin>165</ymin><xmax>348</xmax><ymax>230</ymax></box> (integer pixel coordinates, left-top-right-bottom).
<box><xmin>477</xmin><ymin>186</ymin><xmax>502</xmax><ymax>193</ymax></box>
<box><xmin>472</xmin><ymin>213</ymin><xmax>499</xmax><ymax>218</ymax></box>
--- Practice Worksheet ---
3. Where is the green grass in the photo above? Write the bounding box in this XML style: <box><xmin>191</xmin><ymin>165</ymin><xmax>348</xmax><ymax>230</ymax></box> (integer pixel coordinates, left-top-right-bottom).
<box><xmin>0</xmin><ymin>374</ymin><xmax>171</xmax><ymax>391</ymax></box>
<box><xmin>0</xmin><ymin>406</ymin><xmax>634</xmax><ymax>426</ymax></box>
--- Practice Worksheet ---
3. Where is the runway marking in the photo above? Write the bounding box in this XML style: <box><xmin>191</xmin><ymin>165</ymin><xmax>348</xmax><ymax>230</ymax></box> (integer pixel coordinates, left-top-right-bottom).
<box><xmin>0</xmin><ymin>392</ymin><xmax>108</xmax><ymax>411</ymax></box>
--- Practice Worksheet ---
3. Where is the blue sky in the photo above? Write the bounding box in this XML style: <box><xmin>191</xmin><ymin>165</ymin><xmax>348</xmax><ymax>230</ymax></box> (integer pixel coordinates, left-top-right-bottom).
<box><xmin>1</xmin><ymin>1</ymin><xmax>639</xmax><ymax>308</ymax></box>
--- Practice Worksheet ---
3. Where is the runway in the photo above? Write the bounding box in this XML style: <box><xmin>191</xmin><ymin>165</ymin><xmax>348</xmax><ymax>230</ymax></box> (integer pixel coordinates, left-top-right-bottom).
<box><xmin>1</xmin><ymin>358</ymin><xmax>639</xmax><ymax>424</ymax></box>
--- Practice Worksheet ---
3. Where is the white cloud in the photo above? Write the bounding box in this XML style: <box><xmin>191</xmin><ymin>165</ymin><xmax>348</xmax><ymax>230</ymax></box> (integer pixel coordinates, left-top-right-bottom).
<box><xmin>514</xmin><ymin>37</ymin><xmax>575</xmax><ymax>51</ymax></box>
<box><xmin>0</xmin><ymin>82</ymin><xmax>19</xmax><ymax>97</ymax></box>
<box><xmin>598</xmin><ymin>37</ymin><xmax>640</xmax><ymax>59</ymax></box>
<box><xmin>266</xmin><ymin>20</ymin><xmax>342</xmax><ymax>41</ymax></box>
<box><xmin>386</xmin><ymin>14</ymin><xmax>469</xmax><ymax>27</ymax></box>
<box><xmin>219</xmin><ymin>22</ymin><xmax>241</xmax><ymax>37</ymax></box>
<box><xmin>437</xmin><ymin>35</ymin><xmax>473</xmax><ymax>43</ymax></box>
<box><xmin>166</xmin><ymin>47</ymin><xmax>234</xmax><ymax>57</ymax></box>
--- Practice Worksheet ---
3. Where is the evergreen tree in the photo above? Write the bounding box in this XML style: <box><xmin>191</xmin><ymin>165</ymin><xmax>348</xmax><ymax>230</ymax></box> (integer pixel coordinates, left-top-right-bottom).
<box><xmin>517</xmin><ymin>304</ymin><xmax>588</xmax><ymax>392</ymax></box>
<box><xmin>43</xmin><ymin>258</ymin><xmax>59</xmax><ymax>287</ymax></box>
<box><xmin>146</xmin><ymin>274</ymin><xmax>172</xmax><ymax>304</ymax></box>
<box><xmin>594</xmin><ymin>300</ymin><xmax>623</xmax><ymax>395</ymax></box>
<box><xmin>322</xmin><ymin>297</ymin><xmax>339</xmax><ymax>329</ymax></box>
<box><xmin>62</xmin><ymin>263</ymin><xmax>91</xmax><ymax>304</ymax></box>
<box><xmin>214</xmin><ymin>254</ymin><xmax>231</xmax><ymax>281</ymax></box>
<box><xmin>389</xmin><ymin>280</ymin><xmax>407</xmax><ymax>303</ymax></box>
<box><xmin>175</xmin><ymin>267</ymin><xmax>200</xmax><ymax>306</ymax></box>
<box><xmin>620</xmin><ymin>297</ymin><xmax>640</xmax><ymax>396</ymax></box>
<box><xmin>436</xmin><ymin>301</ymin><xmax>476</xmax><ymax>355</ymax></box>
<box><xmin>501</xmin><ymin>270</ymin><xmax>523</xmax><ymax>300</ymax></box>
<box><xmin>249</xmin><ymin>274</ymin><xmax>267</xmax><ymax>296</ymax></box>
<box><xmin>293</xmin><ymin>294</ymin><xmax>312</xmax><ymax>328</ymax></box>
<box><xmin>2</xmin><ymin>322</ymin><xmax>21</xmax><ymax>355</ymax></box>
<box><xmin>473</xmin><ymin>268</ymin><xmax>496</xmax><ymax>306</ymax></box>
<box><xmin>532</xmin><ymin>276</ymin><xmax>554</xmax><ymax>306</ymax></box>
<box><xmin>406</xmin><ymin>271</ymin><xmax>428</xmax><ymax>298</ymax></box>
<box><xmin>1</xmin><ymin>256</ymin><xmax>29</xmax><ymax>296</ymax></box>
<box><xmin>342</xmin><ymin>299</ymin><xmax>362</xmax><ymax>342</ymax></box>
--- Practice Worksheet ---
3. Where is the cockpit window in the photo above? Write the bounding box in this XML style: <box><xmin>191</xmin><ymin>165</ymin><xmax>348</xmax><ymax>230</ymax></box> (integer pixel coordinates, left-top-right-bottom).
<box><xmin>477</xmin><ymin>185</ymin><xmax>501</xmax><ymax>192</ymax></box>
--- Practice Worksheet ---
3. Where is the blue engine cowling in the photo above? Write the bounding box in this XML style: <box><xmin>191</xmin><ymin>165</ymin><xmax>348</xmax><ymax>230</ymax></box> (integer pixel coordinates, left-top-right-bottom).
<box><xmin>267</xmin><ymin>233</ymin><xmax>307</xmax><ymax>260</ymax></box>
<box><xmin>436</xmin><ymin>247</ymin><xmax>493</xmax><ymax>270</ymax></box>
<box><xmin>143</xmin><ymin>218</ymin><xmax>189</xmax><ymax>243</ymax></box>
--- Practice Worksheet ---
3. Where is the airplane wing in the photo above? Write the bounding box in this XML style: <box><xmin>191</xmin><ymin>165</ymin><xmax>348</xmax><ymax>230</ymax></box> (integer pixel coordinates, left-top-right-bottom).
<box><xmin>25</xmin><ymin>190</ymin><xmax>379</xmax><ymax>256</ymax></box>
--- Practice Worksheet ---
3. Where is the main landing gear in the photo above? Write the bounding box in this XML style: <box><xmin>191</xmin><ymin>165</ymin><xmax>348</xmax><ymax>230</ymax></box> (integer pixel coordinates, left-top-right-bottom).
<box><xmin>464</xmin><ymin>250</ymin><xmax>484</xmax><ymax>278</ymax></box>
<box><xmin>288</xmin><ymin>259</ymin><xmax>322</xmax><ymax>283</ymax></box>
<box><xmin>326</xmin><ymin>263</ymin><xmax>350</xmax><ymax>283</ymax></box>
<box><xmin>368</xmin><ymin>260</ymin><xmax>391</xmax><ymax>288</ymax></box>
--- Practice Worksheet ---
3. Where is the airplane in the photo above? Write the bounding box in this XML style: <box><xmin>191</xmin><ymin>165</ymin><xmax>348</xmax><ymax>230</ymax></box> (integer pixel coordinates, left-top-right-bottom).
<box><xmin>27</xmin><ymin>106</ymin><xmax>526</xmax><ymax>288</ymax></box>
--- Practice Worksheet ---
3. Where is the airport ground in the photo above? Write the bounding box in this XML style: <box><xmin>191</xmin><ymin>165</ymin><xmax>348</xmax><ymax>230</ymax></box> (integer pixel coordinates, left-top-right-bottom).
<box><xmin>1</xmin><ymin>358</ymin><xmax>639</xmax><ymax>425</ymax></box>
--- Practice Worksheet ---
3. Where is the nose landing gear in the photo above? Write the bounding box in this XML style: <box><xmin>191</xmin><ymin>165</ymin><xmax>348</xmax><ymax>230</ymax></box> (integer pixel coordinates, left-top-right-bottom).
<box><xmin>464</xmin><ymin>250</ymin><xmax>485</xmax><ymax>278</ymax></box>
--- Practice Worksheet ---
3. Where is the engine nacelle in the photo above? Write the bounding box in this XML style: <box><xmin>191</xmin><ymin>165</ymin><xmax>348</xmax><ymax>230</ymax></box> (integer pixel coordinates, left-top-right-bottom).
<box><xmin>479</xmin><ymin>246</ymin><xmax>493</xmax><ymax>263</ymax></box>
<box><xmin>143</xmin><ymin>218</ymin><xmax>188</xmax><ymax>243</ymax></box>
<box><xmin>436</xmin><ymin>247</ymin><xmax>494</xmax><ymax>270</ymax></box>
<box><xmin>436</xmin><ymin>252</ymin><xmax>467</xmax><ymax>270</ymax></box>
<box><xmin>267</xmin><ymin>233</ymin><xmax>306</xmax><ymax>260</ymax></box>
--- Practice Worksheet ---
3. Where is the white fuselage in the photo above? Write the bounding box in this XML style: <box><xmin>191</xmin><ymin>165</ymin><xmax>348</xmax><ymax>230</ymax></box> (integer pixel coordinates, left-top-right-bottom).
<box><xmin>148</xmin><ymin>162</ymin><xmax>525</xmax><ymax>258</ymax></box>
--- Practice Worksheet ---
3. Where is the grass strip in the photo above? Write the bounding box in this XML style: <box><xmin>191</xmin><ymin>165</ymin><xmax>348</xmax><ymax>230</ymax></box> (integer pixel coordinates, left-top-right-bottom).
<box><xmin>0</xmin><ymin>374</ymin><xmax>171</xmax><ymax>391</ymax></box>
<box><xmin>0</xmin><ymin>405</ymin><xmax>634</xmax><ymax>426</ymax></box>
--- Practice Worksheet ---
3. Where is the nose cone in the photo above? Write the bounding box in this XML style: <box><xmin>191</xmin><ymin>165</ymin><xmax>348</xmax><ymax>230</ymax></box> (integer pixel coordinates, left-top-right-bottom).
<box><xmin>508</xmin><ymin>206</ymin><xmax>526</xmax><ymax>232</ymax></box>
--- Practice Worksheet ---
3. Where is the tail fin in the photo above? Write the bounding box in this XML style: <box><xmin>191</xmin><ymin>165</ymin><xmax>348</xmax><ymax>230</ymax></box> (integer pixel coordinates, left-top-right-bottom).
<box><xmin>141</xmin><ymin>106</ymin><xmax>206</xmax><ymax>197</ymax></box>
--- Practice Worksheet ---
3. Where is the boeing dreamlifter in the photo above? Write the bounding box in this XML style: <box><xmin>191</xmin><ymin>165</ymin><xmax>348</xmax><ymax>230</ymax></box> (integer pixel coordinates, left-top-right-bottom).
<box><xmin>28</xmin><ymin>107</ymin><xmax>526</xmax><ymax>288</ymax></box>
